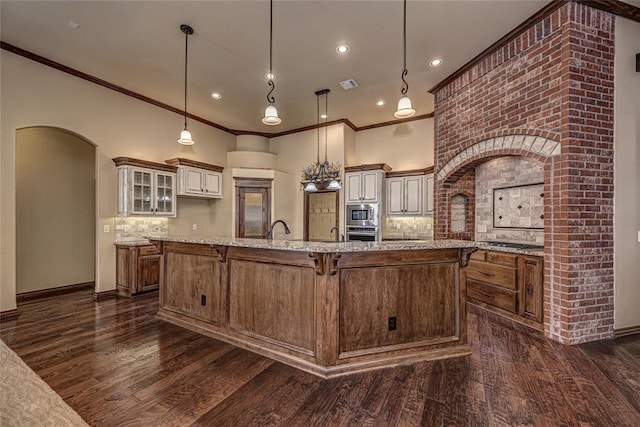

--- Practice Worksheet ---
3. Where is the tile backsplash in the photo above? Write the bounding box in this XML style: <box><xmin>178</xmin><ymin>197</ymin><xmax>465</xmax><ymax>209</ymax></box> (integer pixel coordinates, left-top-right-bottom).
<box><xmin>383</xmin><ymin>216</ymin><xmax>433</xmax><ymax>240</ymax></box>
<box><xmin>475</xmin><ymin>156</ymin><xmax>544</xmax><ymax>244</ymax></box>
<box><xmin>115</xmin><ymin>217</ymin><xmax>168</xmax><ymax>241</ymax></box>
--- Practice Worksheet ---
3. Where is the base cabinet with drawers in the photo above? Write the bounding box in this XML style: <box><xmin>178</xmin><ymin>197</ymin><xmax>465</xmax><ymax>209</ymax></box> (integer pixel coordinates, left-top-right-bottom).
<box><xmin>116</xmin><ymin>244</ymin><xmax>161</xmax><ymax>297</ymax></box>
<box><xmin>466</xmin><ymin>250</ymin><xmax>543</xmax><ymax>329</ymax></box>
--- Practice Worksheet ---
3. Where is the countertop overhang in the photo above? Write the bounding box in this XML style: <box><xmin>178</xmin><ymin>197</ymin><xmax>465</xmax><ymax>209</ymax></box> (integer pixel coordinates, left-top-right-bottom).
<box><xmin>146</xmin><ymin>235</ymin><xmax>478</xmax><ymax>253</ymax></box>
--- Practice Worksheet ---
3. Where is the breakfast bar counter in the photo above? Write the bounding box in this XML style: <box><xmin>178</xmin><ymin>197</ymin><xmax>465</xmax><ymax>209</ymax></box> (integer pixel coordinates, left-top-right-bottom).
<box><xmin>149</xmin><ymin>236</ymin><xmax>477</xmax><ymax>378</ymax></box>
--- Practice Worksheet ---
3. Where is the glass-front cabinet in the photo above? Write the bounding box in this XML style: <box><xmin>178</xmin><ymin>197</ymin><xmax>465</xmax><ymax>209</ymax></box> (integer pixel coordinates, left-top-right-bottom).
<box><xmin>113</xmin><ymin>157</ymin><xmax>177</xmax><ymax>217</ymax></box>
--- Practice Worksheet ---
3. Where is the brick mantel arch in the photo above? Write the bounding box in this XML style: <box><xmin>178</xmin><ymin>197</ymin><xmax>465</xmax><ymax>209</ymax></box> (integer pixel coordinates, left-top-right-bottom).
<box><xmin>437</xmin><ymin>134</ymin><xmax>560</xmax><ymax>183</ymax></box>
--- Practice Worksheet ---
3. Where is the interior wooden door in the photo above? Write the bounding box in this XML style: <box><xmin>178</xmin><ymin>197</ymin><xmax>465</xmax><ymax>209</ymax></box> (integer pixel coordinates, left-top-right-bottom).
<box><xmin>235</xmin><ymin>178</ymin><xmax>272</xmax><ymax>238</ymax></box>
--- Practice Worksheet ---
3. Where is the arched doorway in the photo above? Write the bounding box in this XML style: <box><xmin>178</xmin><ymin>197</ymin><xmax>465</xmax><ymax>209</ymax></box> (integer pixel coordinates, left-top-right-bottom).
<box><xmin>16</xmin><ymin>127</ymin><xmax>96</xmax><ymax>295</ymax></box>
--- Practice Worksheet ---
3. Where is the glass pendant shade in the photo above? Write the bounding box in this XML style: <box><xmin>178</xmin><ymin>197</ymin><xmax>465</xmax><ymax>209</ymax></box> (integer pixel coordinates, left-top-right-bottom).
<box><xmin>304</xmin><ymin>181</ymin><xmax>318</xmax><ymax>192</ymax></box>
<box><xmin>327</xmin><ymin>179</ymin><xmax>342</xmax><ymax>190</ymax></box>
<box><xmin>394</xmin><ymin>95</ymin><xmax>415</xmax><ymax>119</ymax></box>
<box><xmin>177</xmin><ymin>128</ymin><xmax>195</xmax><ymax>146</ymax></box>
<box><xmin>262</xmin><ymin>104</ymin><xmax>282</xmax><ymax>126</ymax></box>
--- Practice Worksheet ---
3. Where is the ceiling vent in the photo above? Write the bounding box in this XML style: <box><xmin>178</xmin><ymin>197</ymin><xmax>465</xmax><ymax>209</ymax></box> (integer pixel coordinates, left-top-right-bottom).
<box><xmin>339</xmin><ymin>79</ymin><xmax>358</xmax><ymax>90</ymax></box>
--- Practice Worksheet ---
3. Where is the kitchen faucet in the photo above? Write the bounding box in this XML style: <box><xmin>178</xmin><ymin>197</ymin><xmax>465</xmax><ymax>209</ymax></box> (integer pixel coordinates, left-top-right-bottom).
<box><xmin>267</xmin><ymin>220</ymin><xmax>291</xmax><ymax>240</ymax></box>
<box><xmin>330</xmin><ymin>227</ymin><xmax>342</xmax><ymax>242</ymax></box>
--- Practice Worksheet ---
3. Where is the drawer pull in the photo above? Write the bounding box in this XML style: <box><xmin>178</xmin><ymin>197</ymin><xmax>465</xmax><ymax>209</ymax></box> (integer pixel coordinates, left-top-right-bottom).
<box><xmin>478</xmin><ymin>291</ymin><xmax>495</xmax><ymax>298</ymax></box>
<box><xmin>479</xmin><ymin>270</ymin><xmax>495</xmax><ymax>277</ymax></box>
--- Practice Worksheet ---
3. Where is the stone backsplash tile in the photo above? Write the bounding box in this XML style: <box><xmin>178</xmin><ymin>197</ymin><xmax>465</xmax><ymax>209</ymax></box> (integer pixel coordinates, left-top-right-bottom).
<box><xmin>115</xmin><ymin>217</ymin><xmax>168</xmax><ymax>241</ymax></box>
<box><xmin>383</xmin><ymin>216</ymin><xmax>433</xmax><ymax>240</ymax></box>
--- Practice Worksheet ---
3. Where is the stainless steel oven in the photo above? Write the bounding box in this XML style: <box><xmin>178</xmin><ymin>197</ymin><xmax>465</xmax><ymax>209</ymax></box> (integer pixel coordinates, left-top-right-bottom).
<box><xmin>346</xmin><ymin>203</ymin><xmax>379</xmax><ymax>227</ymax></box>
<box><xmin>346</xmin><ymin>226</ymin><xmax>380</xmax><ymax>242</ymax></box>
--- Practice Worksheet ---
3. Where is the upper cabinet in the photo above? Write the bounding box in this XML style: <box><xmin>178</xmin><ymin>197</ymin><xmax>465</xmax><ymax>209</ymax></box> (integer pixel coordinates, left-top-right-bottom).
<box><xmin>113</xmin><ymin>157</ymin><xmax>177</xmax><ymax>217</ymax></box>
<box><xmin>165</xmin><ymin>158</ymin><xmax>224</xmax><ymax>199</ymax></box>
<box><xmin>385</xmin><ymin>167</ymin><xmax>434</xmax><ymax>217</ymax></box>
<box><xmin>344</xmin><ymin>164</ymin><xmax>390</xmax><ymax>204</ymax></box>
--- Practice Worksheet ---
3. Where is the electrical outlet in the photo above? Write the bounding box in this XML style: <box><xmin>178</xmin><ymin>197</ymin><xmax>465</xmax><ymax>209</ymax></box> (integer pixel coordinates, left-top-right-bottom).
<box><xmin>477</xmin><ymin>224</ymin><xmax>487</xmax><ymax>233</ymax></box>
<box><xmin>201</xmin><ymin>295</ymin><xmax>206</xmax><ymax>306</ymax></box>
<box><xmin>103</xmin><ymin>224</ymin><xmax>110</xmax><ymax>233</ymax></box>
<box><xmin>388</xmin><ymin>316</ymin><xmax>397</xmax><ymax>331</ymax></box>
<box><xmin>192</xmin><ymin>223</ymin><xmax>198</xmax><ymax>231</ymax></box>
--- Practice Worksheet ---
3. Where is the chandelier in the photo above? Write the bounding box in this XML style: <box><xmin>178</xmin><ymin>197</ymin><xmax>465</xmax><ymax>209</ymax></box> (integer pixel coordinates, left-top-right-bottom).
<box><xmin>301</xmin><ymin>89</ymin><xmax>341</xmax><ymax>192</ymax></box>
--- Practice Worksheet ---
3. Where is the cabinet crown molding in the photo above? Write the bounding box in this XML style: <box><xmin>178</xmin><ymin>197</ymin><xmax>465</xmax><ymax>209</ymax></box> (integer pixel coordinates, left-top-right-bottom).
<box><xmin>386</xmin><ymin>166</ymin><xmax>434</xmax><ymax>178</ymax></box>
<box><xmin>165</xmin><ymin>158</ymin><xmax>224</xmax><ymax>173</ymax></box>
<box><xmin>344</xmin><ymin>163</ymin><xmax>392</xmax><ymax>173</ymax></box>
<box><xmin>112</xmin><ymin>157</ymin><xmax>177</xmax><ymax>173</ymax></box>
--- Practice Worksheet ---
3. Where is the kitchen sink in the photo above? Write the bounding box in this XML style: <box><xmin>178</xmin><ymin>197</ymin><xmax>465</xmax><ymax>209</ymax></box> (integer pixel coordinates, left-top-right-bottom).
<box><xmin>484</xmin><ymin>241</ymin><xmax>544</xmax><ymax>250</ymax></box>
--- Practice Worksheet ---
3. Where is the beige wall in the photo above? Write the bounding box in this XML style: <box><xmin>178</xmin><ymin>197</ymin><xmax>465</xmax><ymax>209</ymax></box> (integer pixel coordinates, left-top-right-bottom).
<box><xmin>16</xmin><ymin>127</ymin><xmax>95</xmax><ymax>293</ymax></box>
<box><xmin>613</xmin><ymin>17</ymin><xmax>640</xmax><ymax>330</ymax></box>
<box><xmin>1</xmin><ymin>51</ymin><xmax>236</xmax><ymax>311</ymax></box>
<box><xmin>353</xmin><ymin>118</ymin><xmax>434</xmax><ymax>170</ymax></box>
<box><xmin>270</xmin><ymin>124</ymin><xmax>346</xmax><ymax>239</ymax></box>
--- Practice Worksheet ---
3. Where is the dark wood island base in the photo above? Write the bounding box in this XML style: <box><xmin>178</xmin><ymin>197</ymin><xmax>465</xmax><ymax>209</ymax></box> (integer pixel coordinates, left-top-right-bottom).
<box><xmin>150</xmin><ymin>237</ymin><xmax>476</xmax><ymax>378</ymax></box>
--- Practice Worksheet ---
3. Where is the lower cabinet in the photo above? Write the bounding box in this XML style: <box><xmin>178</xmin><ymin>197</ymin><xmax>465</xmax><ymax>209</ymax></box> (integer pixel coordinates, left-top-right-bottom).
<box><xmin>116</xmin><ymin>244</ymin><xmax>160</xmax><ymax>297</ymax></box>
<box><xmin>466</xmin><ymin>250</ymin><xmax>543</xmax><ymax>329</ymax></box>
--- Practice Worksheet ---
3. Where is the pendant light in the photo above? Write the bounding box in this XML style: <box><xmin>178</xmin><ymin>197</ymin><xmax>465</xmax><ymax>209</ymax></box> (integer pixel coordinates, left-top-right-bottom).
<box><xmin>262</xmin><ymin>0</ymin><xmax>281</xmax><ymax>126</ymax></box>
<box><xmin>394</xmin><ymin>0</ymin><xmax>415</xmax><ymax>119</ymax></box>
<box><xmin>302</xmin><ymin>89</ymin><xmax>342</xmax><ymax>192</ymax></box>
<box><xmin>177</xmin><ymin>24</ymin><xmax>195</xmax><ymax>145</ymax></box>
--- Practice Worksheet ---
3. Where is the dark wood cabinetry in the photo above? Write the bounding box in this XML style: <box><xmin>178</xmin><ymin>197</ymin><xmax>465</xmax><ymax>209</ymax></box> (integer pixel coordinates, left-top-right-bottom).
<box><xmin>467</xmin><ymin>250</ymin><xmax>543</xmax><ymax>330</ymax></box>
<box><xmin>116</xmin><ymin>244</ymin><xmax>160</xmax><ymax>297</ymax></box>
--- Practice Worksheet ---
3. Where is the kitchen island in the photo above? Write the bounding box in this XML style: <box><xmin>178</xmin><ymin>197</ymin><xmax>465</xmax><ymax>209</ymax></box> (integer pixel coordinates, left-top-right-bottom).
<box><xmin>149</xmin><ymin>236</ymin><xmax>477</xmax><ymax>378</ymax></box>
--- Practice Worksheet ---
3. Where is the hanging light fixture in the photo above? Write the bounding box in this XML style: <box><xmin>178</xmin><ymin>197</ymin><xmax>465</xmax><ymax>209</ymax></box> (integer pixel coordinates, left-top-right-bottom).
<box><xmin>177</xmin><ymin>24</ymin><xmax>195</xmax><ymax>145</ymax></box>
<box><xmin>262</xmin><ymin>0</ymin><xmax>281</xmax><ymax>126</ymax></box>
<box><xmin>302</xmin><ymin>89</ymin><xmax>342</xmax><ymax>192</ymax></box>
<box><xmin>394</xmin><ymin>0</ymin><xmax>416</xmax><ymax>119</ymax></box>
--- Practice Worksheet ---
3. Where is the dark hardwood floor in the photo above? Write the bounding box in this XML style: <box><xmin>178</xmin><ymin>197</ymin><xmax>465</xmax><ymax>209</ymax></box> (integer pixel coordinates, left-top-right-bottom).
<box><xmin>1</xmin><ymin>289</ymin><xmax>639</xmax><ymax>426</ymax></box>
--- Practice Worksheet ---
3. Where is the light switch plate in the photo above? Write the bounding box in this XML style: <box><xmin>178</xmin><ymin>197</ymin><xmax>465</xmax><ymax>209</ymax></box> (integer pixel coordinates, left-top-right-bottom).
<box><xmin>477</xmin><ymin>224</ymin><xmax>487</xmax><ymax>233</ymax></box>
<box><xmin>637</xmin><ymin>230</ymin><xmax>640</xmax><ymax>243</ymax></box>
<box><xmin>103</xmin><ymin>224</ymin><xmax>110</xmax><ymax>233</ymax></box>
<box><xmin>192</xmin><ymin>224</ymin><xmax>198</xmax><ymax>231</ymax></box>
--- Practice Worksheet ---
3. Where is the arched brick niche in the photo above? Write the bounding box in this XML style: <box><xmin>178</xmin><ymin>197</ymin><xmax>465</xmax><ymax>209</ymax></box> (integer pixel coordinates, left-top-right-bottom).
<box><xmin>432</xmin><ymin>2</ymin><xmax>615</xmax><ymax>345</ymax></box>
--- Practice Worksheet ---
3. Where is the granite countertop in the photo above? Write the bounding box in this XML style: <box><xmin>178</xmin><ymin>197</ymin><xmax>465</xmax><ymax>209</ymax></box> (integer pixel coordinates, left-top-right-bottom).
<box><xmin>146</xmin><ymin>235</ymin><xmax>478</xmax><ymax>253</ymax></box>
<box><xmin>114</xmin><ymin>239</ymin><xmax>152</xmax><ymax>247</ymax></box>
<box><xmin>477</xmin><ymin>242</ymin><xmax>544</xmax><ymax>257</ymax></box>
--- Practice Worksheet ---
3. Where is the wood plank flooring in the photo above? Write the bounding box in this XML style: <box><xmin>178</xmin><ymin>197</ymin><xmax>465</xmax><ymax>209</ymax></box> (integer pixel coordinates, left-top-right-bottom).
<box><xmin>1</xmin><ymin>289</ymin><xmax>639</xmax><ymax>426</ymax></box>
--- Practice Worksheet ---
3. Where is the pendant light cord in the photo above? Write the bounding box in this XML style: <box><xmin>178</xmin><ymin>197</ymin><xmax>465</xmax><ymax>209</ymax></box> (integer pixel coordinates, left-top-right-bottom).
<box><xmin>324</xmin><ymin>91</ymin><xmax>328</xmax><ymax>162</ymax></box>
<box><xmin>266</xmin><ymin>0</ymin><xmax>276</xmax><ymax>104</ymax></box>
<box><xmin>183</xmin><ymin>28</ymin><xmax>188</xmax><ymax>129</ymax></box>
<box><xmin>400</xmin><ymin>0</ymin><xmax>409</xmax><ymax>96</ymax></box>
<box><xmin>316</xmin><ymin>93</ymin><xmax>320</xmax><ymax>164</ymax></box>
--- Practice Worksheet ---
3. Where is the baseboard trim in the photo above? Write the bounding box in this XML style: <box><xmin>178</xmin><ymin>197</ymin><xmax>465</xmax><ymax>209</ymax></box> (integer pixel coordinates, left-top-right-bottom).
<box><xmin>93</xmin><ymin>290</ymin><xmax>118</xmax><ymax>301</ymax></box>
<box><xmin>614</xmin><ymin>325</ymin><xmax>640</xmax><ymax>338</ymax></box>
<box><xmin>16</xmin><ymin>282</ymin><xmax>95</xmax><ymax>303</ymax></box>
<box><xmin>0</xmin><ymin>309</ymin><xmax>20</xmax><ymax>321</ymax></box>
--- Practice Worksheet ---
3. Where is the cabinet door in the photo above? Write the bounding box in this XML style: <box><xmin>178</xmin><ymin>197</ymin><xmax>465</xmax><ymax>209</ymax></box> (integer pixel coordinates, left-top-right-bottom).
<box><xmin>386</xmin><ymin>178</ymin><xmax>405</xmax><ymax>215</ymax></box>
<box><xmin>518</xmin><ymin>256</ymin><xmax>543</xmax><ymax>323</ymax></box>
<box><xmin>361</xmin><ymin>172</ymin><xmax>379</xmax><ymax>202</ymax></box>
<box><xmin>138</xmin><ymin>255</ymin><xmax>160</xmax><ymax>292</ymax></box>
<box><xmin>425</xmin><ymin>174</ymin><xmax>434</xmax><ymax>214</ymax></box>
<box><xmin>404</xmin><ymin>176</ymin><xmax>424</xmax><ymax>215</ymax></box>
<box><xmin>155</xmin><ymin>172</ymin><xmax>176</xmax><ymax>216</ymax></box>
<box><xmin>131</xmin><ymin>169</ymin><xmax>154</xmax><ymax>214</ymax></box>
<box><xmin>204</xmin><ymin>171</ymin><xmax>222</xmax><ymax>197</ymax></box>
<box><xmin>184</xmin><ymin>167</ymin><xmax>204</xmax><ymax>195</ymax></box>
<box><xmin>346</xmin><ymin>173</ymin><xmax>363</xmax><ymax>203</ymax></box>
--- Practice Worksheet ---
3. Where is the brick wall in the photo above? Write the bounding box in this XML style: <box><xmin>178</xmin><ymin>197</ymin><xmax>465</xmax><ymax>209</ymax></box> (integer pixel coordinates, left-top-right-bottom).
<box><xmin>433</xmin><ymin>2</ymin><xmax>615</xmax><ymax>344</ymax></box>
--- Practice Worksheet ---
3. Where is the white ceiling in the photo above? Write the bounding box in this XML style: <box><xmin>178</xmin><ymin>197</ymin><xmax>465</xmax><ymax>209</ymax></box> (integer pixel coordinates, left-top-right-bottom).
<box><xmin>2</xmin><ymin>0</ymin><xmax>576</xmax><ymax>133</ymax></box>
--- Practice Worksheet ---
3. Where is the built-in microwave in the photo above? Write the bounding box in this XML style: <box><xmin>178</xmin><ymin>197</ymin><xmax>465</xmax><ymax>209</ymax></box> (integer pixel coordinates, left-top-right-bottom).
<box><xmin>346</xmin><ymin>203</ymin><xmax>379</xmax><ymax>227</ymax></box>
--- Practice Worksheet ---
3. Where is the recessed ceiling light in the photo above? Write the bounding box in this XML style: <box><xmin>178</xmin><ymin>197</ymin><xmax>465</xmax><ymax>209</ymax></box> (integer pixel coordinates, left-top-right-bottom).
<box><xmin>67</xmin><ymin>21</ymin><xmax>80</xmax><ymax>30</ymax></box>
<box><xmin>211</xmin><ymin>92</ymin><xmax>222</xmax><ymax>100</ymax></box>
<box><xmin>336</xmin><ymin>44</ymin><xmax>350</xmax><ymax>54</ymax></box>
<box><xmin>320</xmin><ymin>114</ymin><xmax>328</xmax><ymax>119</ymax></box>
<box><xmin>376</xmin><ymin>100</ymin><xmax>385</xmax><ymax>107</ymax></box>
<box><xmin>429</xmin><ymin>58</ymin><xmax>443</xmax><ymax>67</ymax></box>
<box><xmin>264</xmin><ymin>72</ymin><xmax>277</xmax><ymax>80</ymax></box>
